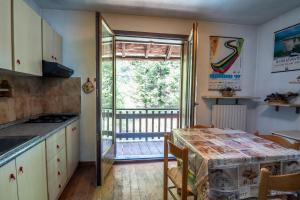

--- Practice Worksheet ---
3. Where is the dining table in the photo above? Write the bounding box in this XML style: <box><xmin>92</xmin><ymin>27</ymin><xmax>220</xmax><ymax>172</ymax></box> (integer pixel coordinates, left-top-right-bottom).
<box><xmin>172</xmin><ymin>128</ymin><xmax>300</xmax><ymax>200</ymax></box>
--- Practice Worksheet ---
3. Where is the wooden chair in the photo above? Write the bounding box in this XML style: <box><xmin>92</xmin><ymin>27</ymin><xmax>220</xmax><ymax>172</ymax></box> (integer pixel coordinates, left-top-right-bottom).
<box><xmin>191</xmin><ymin>124</ymin><xmax>214</xmax><ymax>128</ymax></box>
<box><xmin>255</xmin><ymin>131</ymin><xmax>300</xmax><ymax>150</ymax></box>
<box><xmin>258</xmin><ymin>168</ymin><xmax>300</xmax><ymax>200</ymax></box>
<box><xmin>163</xmin><ymin>134</ymin><xmax>197</xmax><ymax>200</ymax></box>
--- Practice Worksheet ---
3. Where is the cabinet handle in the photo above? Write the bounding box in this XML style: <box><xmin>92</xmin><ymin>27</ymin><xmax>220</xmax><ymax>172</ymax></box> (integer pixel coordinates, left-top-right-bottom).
<box><xmin>9</xmin><ymin>174</ymin><xmax>16</xmax><ymax>182</ymax></box>
<box><xmin>16</xmin><ymin>59</ymin><xmax>21</xmax><ymax>65</ymax></box>
<box><xmin>51</xmin><ymin>56</ymin><xmax>54</xmax><ymax>59</ymax></box>
<box><xmin>72</xmin><ymin>127</ymin><xmax>77</xmax><ymax>132</ymax></box>
<box><xmin>57</xmin><ymin>171</ymin><xmax>61</xmax><ymax>176</ymax></box>
<box><xmin>18</xmin><ymin>166</ymin><xmax>24</xmax><ymax>174</ymax></box>
<box><xmin>58</xmin><ymin>184</ymin><xmax>62</xmax><ymax>189</ymax></box>
<box><xmin>56</xmin><ymin>144</ymin><xmax>60</xmax><ymax>149</ymax></box>
<box><xmin>57</xmin><ymin>158</ymin><xmax>61</xmax><ymax>162</ymax></box>
<box><xmin>55</xmin><ymin>57</ymin><xmax>57</xmax><ymax>60</ymax></box>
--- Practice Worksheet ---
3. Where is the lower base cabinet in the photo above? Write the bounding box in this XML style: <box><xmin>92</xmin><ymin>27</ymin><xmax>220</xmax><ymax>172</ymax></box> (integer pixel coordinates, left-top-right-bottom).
<box><xmin>0</xmin><ymin>160</ymin><xmax>18</xmax><ymax>200</ymax></box>
<box><xmin>0</xmin><ymin>119</ymin><xmax>80</xmax><ymax>200</ymax></box>
<box><xmin>16</xmin><ymin>141</ymin><xmax>48</xmax><ymax>200</ymax></box>
<box><xmin>0</xmin><ymin>142</ymin><xmax>47</xmax><ymax>200</ymax></box>
<box><xmin>47</xmin><ymin>147</ymin><xmax>67</xmax><ymax>200</ymax></box>
<box><xmin>66</xmin><ymin>120</ymin><xmax>80</xmax><ymax>179</ymax></box>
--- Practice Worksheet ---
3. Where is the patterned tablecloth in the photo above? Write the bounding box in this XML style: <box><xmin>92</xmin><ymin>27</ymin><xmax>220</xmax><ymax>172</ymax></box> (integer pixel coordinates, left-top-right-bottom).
<box><xmin>172</xmin><ymin>128</ymin><xmax>300</xmax><ymax>200</ymax></box>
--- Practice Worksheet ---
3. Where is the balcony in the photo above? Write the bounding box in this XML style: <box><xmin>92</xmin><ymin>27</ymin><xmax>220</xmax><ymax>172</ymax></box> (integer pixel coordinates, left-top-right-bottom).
<box><xmin>115</xmin><ymin>108</ymin><xmax>179</xmax><ymax>160</ymax></box>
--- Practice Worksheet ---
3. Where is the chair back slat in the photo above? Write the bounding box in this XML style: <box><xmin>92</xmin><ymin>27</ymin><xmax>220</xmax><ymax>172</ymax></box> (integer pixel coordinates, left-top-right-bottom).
<box><xmin>255</xmin><ymin>131</ymin><xmax>300</xmax><ymax>150</ymax></box>
<box><xmin>259</xmin><ymin>168</ymin><xmax>300</xmax><ymax>200</ymax></box>
<box><xmin>168</xmin><ymin>141</ymin><xmax>185</xmax><ymax>159</ymax></box>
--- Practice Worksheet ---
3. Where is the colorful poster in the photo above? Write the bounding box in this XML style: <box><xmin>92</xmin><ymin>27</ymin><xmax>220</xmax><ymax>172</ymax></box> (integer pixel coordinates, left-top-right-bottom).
<box><xmin>209</xmin><ymin>36</ymin><xmax>244</xmax><ymax>90</ymax></box>
<box><xmin>273</xmin><ymin>23</ymin><xmax>300</xmax><ymax>72</ymax></box>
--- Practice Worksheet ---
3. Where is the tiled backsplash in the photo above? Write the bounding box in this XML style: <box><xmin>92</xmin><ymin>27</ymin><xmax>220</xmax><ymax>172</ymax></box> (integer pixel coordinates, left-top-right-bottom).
<box><xmin>0</xmin><ymin>75</ymin><xmax>81</xmax><ymax>124</ymax></box>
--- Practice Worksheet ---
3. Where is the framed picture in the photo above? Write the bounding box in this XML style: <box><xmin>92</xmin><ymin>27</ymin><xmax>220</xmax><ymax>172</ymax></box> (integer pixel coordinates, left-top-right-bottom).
<box><xmin>273</xmin><ymin>23</ymin><xmax>300</xmax><ymax>73</ymax></box>
<box><xmin>208</xmin><ymin>36</ymin><xmax>244</xmax><ymax>90</ymax></box>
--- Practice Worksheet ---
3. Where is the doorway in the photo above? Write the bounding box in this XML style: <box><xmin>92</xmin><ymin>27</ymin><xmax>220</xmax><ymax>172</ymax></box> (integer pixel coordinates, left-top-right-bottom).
<box><xmin>114</xmin><ymin>37</ymin><xmax>183</xmax><ymax>160</ymax></box>
<box><xmin>96</xmin><ymin>12</ymin><xmax>198</xmax><ymax>186</ymax></box>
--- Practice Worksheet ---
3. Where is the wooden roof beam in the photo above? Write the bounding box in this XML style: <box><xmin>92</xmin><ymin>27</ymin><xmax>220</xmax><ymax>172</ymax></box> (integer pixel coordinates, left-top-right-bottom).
<box><xmin>166</xmin><ymin>45</ymin><xmax>173</xmax><ymax>60</ymax></box>
<box><xmin>122</xmin><ymin>43</ymin><xmax>126</xmax><ymax>58</ymax></box>
<box><xmin>145</xmin><ymin>43</ymin><xmax>151</xmax><ymax>58</ymax></box>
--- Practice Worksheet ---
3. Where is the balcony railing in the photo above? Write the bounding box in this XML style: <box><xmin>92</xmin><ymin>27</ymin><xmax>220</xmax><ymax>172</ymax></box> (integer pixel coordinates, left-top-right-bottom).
<box><xmin>115</xmin><ymin>108</ymin><xmax>179</xmax><ymax>141</ymax></box>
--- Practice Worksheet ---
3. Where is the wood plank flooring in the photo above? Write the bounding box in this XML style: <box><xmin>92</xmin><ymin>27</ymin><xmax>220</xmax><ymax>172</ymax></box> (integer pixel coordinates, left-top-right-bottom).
<box><xmin>116</xmin><ymin>141</ymin><xmax>164</xmax><ymax>159</ymax></box>
<box><xmin>59</xmin><ymin>161</ymin><xmax>184</xmax><ymax>200</ymax></box>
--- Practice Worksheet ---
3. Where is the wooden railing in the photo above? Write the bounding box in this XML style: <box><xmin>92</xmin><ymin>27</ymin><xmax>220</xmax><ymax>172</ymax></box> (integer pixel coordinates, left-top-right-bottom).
<box><xmin>115</xmin><ymin>108</ymin><xmax>179</xmax><ymax>140</ymax></box>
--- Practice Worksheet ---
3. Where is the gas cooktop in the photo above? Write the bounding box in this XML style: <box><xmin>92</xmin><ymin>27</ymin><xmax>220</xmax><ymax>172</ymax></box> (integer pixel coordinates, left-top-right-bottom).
<box><xmin>26</xmin><ymin>114</ymin><xmax>76</xmax><ymax>123</ymax></box>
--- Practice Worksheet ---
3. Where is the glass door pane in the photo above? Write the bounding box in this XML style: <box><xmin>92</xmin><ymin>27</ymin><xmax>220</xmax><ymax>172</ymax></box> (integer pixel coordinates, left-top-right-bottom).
<box><xmin>96</xmin><ymin>14</ymin><xmax>116</xmax><ymax>185</ymax></box>
<box><xmin>180</xmin><ymin>22</ymin><xmax>198</xmax><ymax>128</ymax></box>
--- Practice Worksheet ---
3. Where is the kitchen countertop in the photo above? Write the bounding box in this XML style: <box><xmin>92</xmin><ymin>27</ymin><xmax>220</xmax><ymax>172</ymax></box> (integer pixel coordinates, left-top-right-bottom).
<box><xmin>0</xmin><ymin>115</ymin><xmax>80</xmax><ymax>167</ymax></box>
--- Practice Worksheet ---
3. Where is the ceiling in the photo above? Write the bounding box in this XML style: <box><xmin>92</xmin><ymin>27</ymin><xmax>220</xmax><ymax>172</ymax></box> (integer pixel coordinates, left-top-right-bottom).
<box><xmin>34</xmin><ymin>0</ymin><xmax>300</xmax><ymax>25</ymax></box>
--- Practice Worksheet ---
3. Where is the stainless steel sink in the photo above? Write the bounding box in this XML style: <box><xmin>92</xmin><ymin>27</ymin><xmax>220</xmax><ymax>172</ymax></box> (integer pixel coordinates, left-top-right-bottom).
<box><xmin>0</xmin><ymin>136</ymin><xmax>37</xmax><ymax>156</ymax></box>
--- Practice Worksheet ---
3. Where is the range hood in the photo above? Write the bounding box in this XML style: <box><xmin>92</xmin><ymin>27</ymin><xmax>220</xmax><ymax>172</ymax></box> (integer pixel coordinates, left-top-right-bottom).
<box><xmin>42</xmin><ymin>60</ymin><xmax>74</xmax><ymax>78</ymax></box>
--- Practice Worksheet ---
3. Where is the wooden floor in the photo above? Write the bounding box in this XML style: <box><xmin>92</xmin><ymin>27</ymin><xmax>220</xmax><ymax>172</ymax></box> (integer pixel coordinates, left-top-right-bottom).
<box><xmin>59</xmin><ymin>161</ymin><xmax>183</xmax><ymax>200</ymax></box>
<box><xmin>116</xmin><ymin>141</ymin><xmax>164</xmax><ymax>159</ymax></box>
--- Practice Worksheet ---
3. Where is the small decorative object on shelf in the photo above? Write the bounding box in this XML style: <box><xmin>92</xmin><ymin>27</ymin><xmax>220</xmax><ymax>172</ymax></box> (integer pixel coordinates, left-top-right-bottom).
<box><xmin>264</xmin><ymin>92</ymin><xmax>298</xmax><ymax>104</ymax></box>
<box><xmin>82</xmin><ymin>78</ymin><xmax>95</xmax><ymax>94</ymax></box>
<box><xmin>219</xmin><ymin>87</ymin><xmax>235</xmax><ymax>97</ymax></box>
<box><xmin>0</xmin><ymin>80</ymin><xmax>12</xmax><ymax>97</ymax></box>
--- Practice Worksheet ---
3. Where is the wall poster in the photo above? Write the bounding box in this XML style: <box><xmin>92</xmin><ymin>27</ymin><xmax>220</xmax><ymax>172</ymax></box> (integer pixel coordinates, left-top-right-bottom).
<box><xmin>273</xmin><ymin>23</ymin><xmax>300</xmax><ymax>73</ymax></box>
<box><xmin>209</xmin><ymin>36</ymin><xmax>244</xmax><ymax>90</ymax></box>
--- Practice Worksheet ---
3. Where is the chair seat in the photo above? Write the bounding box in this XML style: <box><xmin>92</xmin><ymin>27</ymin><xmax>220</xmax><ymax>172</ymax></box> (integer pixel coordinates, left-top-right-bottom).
<box><xmin>167</xmin><ymin>167</ymin><xmax>195</xmax><ymax>195</ymax></box>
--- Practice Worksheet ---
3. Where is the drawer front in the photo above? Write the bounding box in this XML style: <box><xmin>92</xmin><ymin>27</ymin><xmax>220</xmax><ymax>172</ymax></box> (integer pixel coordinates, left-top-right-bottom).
<box><xmin>47</xmin><ymin>147</ymin><xmax>67</xmax><ymax>200</ymax></box>
<box><xmin>46</xmin><ymin>128</ymin><xmax>66</xmax><ymax>161</ymax></box>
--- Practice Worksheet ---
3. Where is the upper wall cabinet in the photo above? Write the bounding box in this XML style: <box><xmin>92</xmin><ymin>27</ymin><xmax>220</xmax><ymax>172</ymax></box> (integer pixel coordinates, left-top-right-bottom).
<box><xmin>43</xmin><ymin>20</ymin><xmax>63</xmax><ymax>64</ymax></box>
<box><xmin>0</xmin><ymin>0</ymin><xmax>12</xmax><ymax>70</ymax></box>
<box><xmin>13</xmin><ymin>0</ymin><xmax>42</xmax><ymax>76</ymax></box>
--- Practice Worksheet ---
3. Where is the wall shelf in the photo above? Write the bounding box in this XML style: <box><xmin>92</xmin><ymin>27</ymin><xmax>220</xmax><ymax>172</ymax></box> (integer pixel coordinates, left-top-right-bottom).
<box><xmin>202</xmin><ymin>95</ymin><xmax>260</xmax><ymax>104</ymax></box>
<box><xmin>289</xmin><ymin>81</ymin><xmax>300</xmax><ymax>84</ymax></box>
<box><xmin>267</xmin><ymin>102</ymin><xmax>300</xmax><ymax>114</ymax></box>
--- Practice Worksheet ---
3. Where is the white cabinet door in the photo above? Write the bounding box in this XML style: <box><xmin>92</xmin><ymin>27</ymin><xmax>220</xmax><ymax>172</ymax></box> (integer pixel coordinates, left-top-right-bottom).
<box><xmin>66</xmin><ymin>120</ymin><xmax>80</xmax><ymax>179</ymax></box>
<box><xmin>42</xmin><ymin>20</ymin><xmax>55</xmax><ymax>62</ymax></box>
<box><xmin>0</xmin><ymin>160</ymin><xmax>18</xmax><ymax>200</ymax></box>
<box><xmin>0</xmin><ymin>0</ymin><xmax>12</xmax><ymax>70</ymax></box>
<box><xmin>13</xmin><ymin>0</ymin><xmax>42</xmax><ymax>76</ymax></box>
<box><xmin>54</xmin><ymin>32</ymin><xmax>63</xmax><ymax>64</ymax></box>
<box><xmin>16</xmin><ymin>141</ymin><xmax>47</xmax><ymax>200</ymax></box>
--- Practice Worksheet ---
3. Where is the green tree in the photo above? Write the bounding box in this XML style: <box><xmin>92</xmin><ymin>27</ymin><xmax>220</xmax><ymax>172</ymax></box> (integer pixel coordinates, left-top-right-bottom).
<box><xmin>129</xmin><ymin>60</ymin><xmax>180</xmax><ymax>108</ymax></box>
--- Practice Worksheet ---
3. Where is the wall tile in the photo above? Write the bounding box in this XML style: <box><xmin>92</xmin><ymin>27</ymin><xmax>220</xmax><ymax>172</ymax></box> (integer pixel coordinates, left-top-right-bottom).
<box><xmin>0</xmin><ymin>74</ymin><xmax>81</xmax><ymax>124</ymax></box>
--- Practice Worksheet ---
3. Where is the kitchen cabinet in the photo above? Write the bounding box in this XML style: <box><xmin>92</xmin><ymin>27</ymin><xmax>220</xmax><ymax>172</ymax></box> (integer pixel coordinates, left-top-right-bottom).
<box><xmin>13</xmin><ymin>0</ymin><xmax>42</xmax><ymax>76</ymax></box>
<box><xmin>66</xmin><ymin>120</ymin><xmax>80</xmax><ymax>179</ymax></box>
<box><xmin>54</xmin><ymin>32</ymin><xmax>63</xmax><ymax>63</ymax></box>
<box><xmin>0</xmin><ymin>0</ymin><xmax>12</xmax><ymax>70</ymax></box>
<box><xmin>16</xmin><ymin>141</ymin><xmax>47</xmax><ymax>200</ymax></box>
<box><xmin>42</xmin><ymin>20</ymin><xmax>63</xmax><ymax>63</ymax></box>
<box><xmin>42</xmin><ymin>20</ymin><xmax>55</xmax><ymax>62</ymax></box>
<box><xmin>0</xmin><ymin>160</ymin><xmax>18</xmax><ymax>200</ymax></box>
<box><xmin>47</xmin><ymin>146</ymin><xmax>67</xmax><ymax>200</ymax></box>
<box><xmin>46</xmin><ymin>128</ymin><xmax>67</xmax><ymax>200</ymax></box>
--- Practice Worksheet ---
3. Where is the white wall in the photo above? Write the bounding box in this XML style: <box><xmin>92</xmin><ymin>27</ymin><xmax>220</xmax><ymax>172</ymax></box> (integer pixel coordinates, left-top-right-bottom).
<box><xmin>255</xmin><ymin>7</ymin><xmax>300</xmax><ymax>133</ymax></box>
<box><xmin>42</xmin><ymin>10</ymin><xmax>97</xmax><ymax>162</ymax></box>
<box><xmin>195</xmin><ymin>22</ymin><xmax>257</xmax><ymax>132</ymax></box>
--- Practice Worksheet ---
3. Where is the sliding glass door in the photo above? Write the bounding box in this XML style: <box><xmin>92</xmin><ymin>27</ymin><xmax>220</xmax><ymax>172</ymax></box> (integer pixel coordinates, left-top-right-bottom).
<box><xmin>96</xmin><ymin>13</ymin><xmax>116</xmax><ymax>186</ymax></box>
